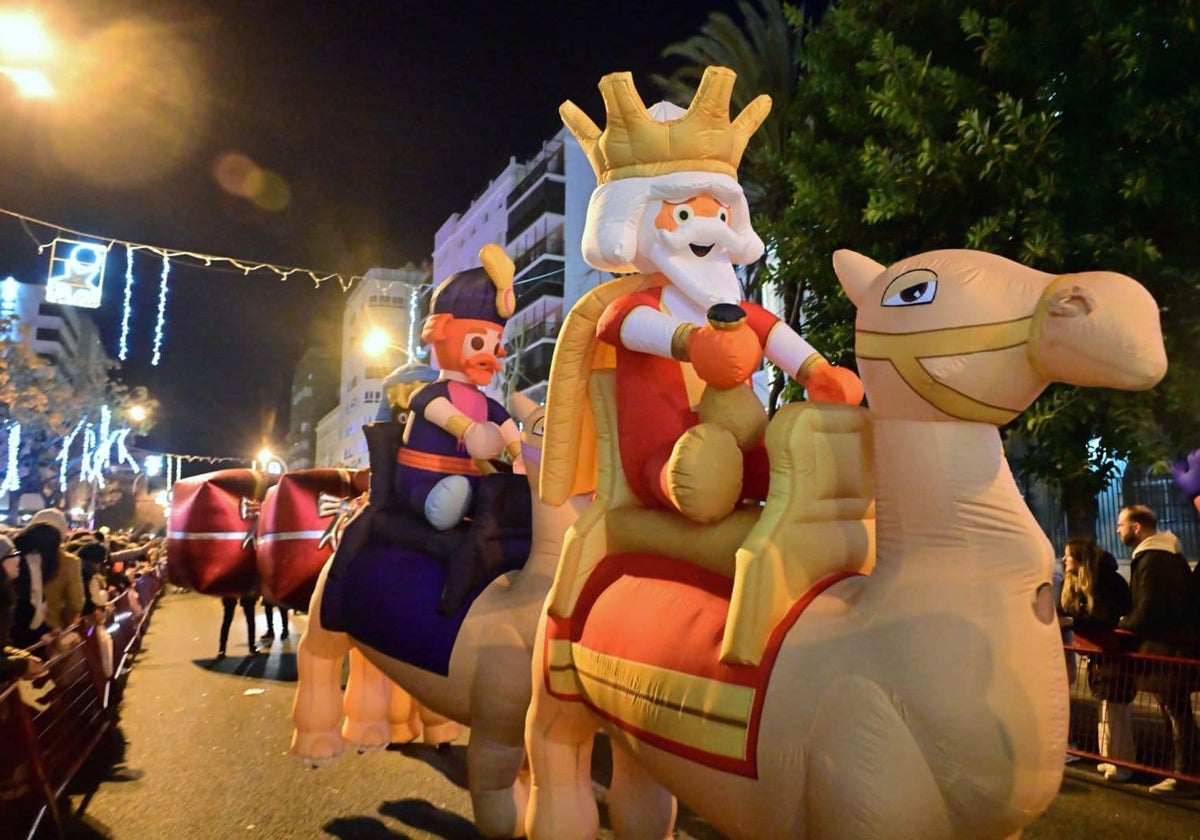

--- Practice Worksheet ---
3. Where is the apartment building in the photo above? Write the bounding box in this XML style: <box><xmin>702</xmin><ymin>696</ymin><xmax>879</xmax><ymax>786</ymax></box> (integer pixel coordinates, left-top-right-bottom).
<box><xmin>285</xmin><ymin>346</ymin><xmax>339</xmax><ymax>470</ymax></box>
<box><xmin>313</xmin><ymin>265</ymin><xmax>429</xmax><ymax>468</ymax></box>
<box><xmin>432</xmin><ymin>128</ymin><xmax>602</xmax><ymax>405</ymax></box>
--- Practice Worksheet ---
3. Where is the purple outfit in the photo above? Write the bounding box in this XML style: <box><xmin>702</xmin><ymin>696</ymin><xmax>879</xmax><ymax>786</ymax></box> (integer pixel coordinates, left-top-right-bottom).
<box><xmin>395</xmin><ymin>379</ymin><xmax>512</xmax><ymax>516</ymax></box>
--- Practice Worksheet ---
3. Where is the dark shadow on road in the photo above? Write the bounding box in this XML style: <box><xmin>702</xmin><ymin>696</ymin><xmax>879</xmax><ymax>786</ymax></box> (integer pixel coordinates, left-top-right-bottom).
<box><xmin>391</xmin><ymin>743</ymin><xmax>469</xmax><ymax>789</ymax></box>
<box><xmin>378</xmin><ymin>798</ymin><xmax>482</xmax><ymax>839</ymax></box>
<box><xmin>193</xmin><ymin>652</ymin><xmax>298</xmax><ymax>682</ymax></box>
<box><xmin>62</xmin><ymin>723</ymin><xmax>144</xmax><ymax>839</ymax></box>
<box><xmin>324</xmin><ymin>815</ymin><xmax>413</xmax><ymax>838</ymax></box>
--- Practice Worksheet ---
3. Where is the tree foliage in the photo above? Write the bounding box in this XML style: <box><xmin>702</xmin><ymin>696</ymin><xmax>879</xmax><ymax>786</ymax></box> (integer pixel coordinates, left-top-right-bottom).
<box><xmin>746</xmin><ymin>0</ymin><xmax>1200</xmax><ymax>535</ymax></box>
<box><xmin>0</xmin><ymin>318</ymin><xmax>157</xmax><ymax>512</ymax></box>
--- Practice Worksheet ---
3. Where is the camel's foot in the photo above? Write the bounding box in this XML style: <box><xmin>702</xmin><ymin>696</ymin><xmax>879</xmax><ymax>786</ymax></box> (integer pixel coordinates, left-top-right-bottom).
<box><xmin>291</xmin><ymin>729</ymin><xmax>345</xmax><ymax>765</ymax></box>
<box><xmin>342</xmin><ymin>718</ymin><xmax>391</xmax><ymax>751</ymax></box>
<box><xmin>422</xmin><ymin>719</ymin><xmax>462</xmax><ymax>746</ymax></box>
<box><xmin>471</xmin><ymin>785</ymin><xmax>530</xmax><ymax>839</ymax></box>
<box><xmin>389</xmin><ymin>721</ymin><xmax>420</xmax><ymax>745</ymax></box>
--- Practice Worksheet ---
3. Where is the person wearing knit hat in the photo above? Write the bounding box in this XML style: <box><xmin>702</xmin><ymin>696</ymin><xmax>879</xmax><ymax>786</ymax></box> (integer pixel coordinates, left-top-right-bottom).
<box><xmin>28</xmin><ymin>507</ymin><xmax>68</xmax><ymax>537</ymax></box>
<box><xmin>28</xmin><ymin>509</ymin><xmax>84</xmax><ymax>642</ymax></box>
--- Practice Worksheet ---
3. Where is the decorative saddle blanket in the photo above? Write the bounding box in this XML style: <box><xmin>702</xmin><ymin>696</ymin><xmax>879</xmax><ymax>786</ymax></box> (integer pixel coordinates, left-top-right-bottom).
<box><xmin>544</xmin><ymin>552</ymin><xmax>857</xmax><ymax>777</ymax></box>
<box><xmin>323</xmin><ymin>534</ymin><xmax>529</xmax><ymax>677</ymax></box>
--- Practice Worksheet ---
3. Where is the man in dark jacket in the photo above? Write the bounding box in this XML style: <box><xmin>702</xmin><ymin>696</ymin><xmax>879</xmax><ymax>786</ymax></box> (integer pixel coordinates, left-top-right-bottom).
<box><xmin>1117</xmin><ymin>504</ymin><xmax>1198</xmax><ymax>793</ymax></box>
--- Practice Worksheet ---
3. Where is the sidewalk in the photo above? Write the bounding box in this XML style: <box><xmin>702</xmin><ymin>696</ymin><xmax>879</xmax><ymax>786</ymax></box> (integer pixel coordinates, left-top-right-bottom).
<box><xmin>60</xmin><ymin>589</ymin><xmax>1200</xmax><ymax>839</ymax></box>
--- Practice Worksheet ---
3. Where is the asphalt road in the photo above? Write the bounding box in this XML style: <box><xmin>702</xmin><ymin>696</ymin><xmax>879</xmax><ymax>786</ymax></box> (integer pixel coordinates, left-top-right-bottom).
<box><xmin>61</xmin><ymin>589</ymin><xmax>1200</xmax><ymax>839</ymax></box>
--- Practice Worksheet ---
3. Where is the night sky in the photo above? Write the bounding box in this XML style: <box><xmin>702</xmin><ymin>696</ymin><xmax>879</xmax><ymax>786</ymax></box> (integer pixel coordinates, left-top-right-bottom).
<box><xmin>0</xmin><ymin>1</ymin><xmax>752</xmax><ymax>460</ymax></box>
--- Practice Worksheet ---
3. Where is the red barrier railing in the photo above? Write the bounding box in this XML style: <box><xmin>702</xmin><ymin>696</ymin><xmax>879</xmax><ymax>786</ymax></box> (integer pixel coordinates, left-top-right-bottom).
<box><xmin>1066</xmin><ymin>627</ymin><xmax>1200</xmax><ymax>785</ymax></box>
<box><xmin>0</xmin><ymin>566</ymin><xmax>166</xmax><ymax>839</ymax></box>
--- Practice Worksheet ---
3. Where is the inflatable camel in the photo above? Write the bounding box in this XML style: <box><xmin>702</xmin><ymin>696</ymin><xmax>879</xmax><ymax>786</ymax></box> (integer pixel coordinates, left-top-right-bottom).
<box><xmin>524</xmin><ymin>248</ymin><xmax>1167</xmax><ymax>839</ymax></box>
<box><xmin>292</xmin><ymin>398</ymin><xmax>587</xmax><ymax>838</ymax></box>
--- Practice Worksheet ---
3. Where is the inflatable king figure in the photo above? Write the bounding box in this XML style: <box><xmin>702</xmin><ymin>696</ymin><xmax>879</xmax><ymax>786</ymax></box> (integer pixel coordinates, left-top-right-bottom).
<box><xmin>543</xmin><ymin>66</ymin><xmax>863</xmax><ymax>525</ymax></box>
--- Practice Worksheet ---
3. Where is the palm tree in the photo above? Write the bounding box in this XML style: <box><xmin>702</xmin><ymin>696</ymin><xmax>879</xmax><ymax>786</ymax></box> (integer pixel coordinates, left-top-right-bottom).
<box><xmin>651</xmin><ymin>0</ymin><xmax>806</xmax><ymax>212</ymax></box>
<box><xmin>652</xmin><ymin>0</ymin><xmax>812</xmax><ymax>410</ymax></box>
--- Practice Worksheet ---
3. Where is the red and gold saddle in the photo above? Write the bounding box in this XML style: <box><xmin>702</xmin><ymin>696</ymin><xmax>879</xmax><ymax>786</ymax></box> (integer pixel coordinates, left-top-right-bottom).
<box><xmin>544</xmin><ymin>551</ymin><xmax>858</xmax><ymax>777</ymax></box>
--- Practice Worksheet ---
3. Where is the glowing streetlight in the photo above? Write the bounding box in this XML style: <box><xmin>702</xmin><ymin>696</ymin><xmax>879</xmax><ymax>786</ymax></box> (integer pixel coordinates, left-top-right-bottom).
<box><xmin>0</xmin><ymin>13</ymin><xmax>54</xmax><ymax>98</ymax></box>
<box><xmin>255</xmin><ymin>447</ymin><xmax>286</xmax><ymax>476</ymax></box>
<box><xmin>0</xmin><ymin>14</ymin><xmax>53</xmax><ymax>60</ymax></box>
<box><xmin>128</xmin><ymin>404</ymin><xmax>147</xmax><ymax>423</ymax></box>
<box><xmin>362</xmin><ymin>327</ymin><xmax>396</xmax><ymax>357</ymax></box>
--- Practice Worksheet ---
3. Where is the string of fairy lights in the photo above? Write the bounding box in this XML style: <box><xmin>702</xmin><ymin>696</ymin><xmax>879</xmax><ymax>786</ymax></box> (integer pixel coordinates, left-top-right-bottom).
<box><xmin>0</xmin><ymin>204</ymin><xmax>566</xmax><ymax>502</ymax></box>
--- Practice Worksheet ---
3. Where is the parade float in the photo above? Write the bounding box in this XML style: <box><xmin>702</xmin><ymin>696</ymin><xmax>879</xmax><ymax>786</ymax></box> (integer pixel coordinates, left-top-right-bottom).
<box><xmin>518</xmin><ymin>67</ymin><xmax>1168</xmax><ymax>839</ymax></box>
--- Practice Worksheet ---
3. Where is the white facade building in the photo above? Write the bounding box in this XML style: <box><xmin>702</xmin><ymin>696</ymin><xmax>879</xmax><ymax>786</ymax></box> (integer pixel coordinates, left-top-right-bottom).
<box><xmin>1</xmin><ymin>274</ymin><xmax>107</xmax><ymax>367</ymax></box>
<box><xmin>312</xmin><ymin>265</ymin><xmax>428</xmax><ymax>468</ymax></box>
<box><xmin>432</xmin><ymin>128</ymin><xmax>602</xmax><ymax>405</ymax></box>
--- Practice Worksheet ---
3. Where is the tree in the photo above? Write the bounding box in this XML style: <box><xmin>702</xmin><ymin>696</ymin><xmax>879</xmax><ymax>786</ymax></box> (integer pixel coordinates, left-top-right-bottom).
<box><xmin>758</xmin><ymin>0</ymin><xmax>1200</xmax><ymax>537</ymax></box>
<box><xmin>652</xmin><ymin>0</ymin><xmax>813</xmax><ymax>409</ymax></box>
<box><xmin>0</xmin><ymin>317</ymin><xmax>157</xmax><ymax>517</ymax></box>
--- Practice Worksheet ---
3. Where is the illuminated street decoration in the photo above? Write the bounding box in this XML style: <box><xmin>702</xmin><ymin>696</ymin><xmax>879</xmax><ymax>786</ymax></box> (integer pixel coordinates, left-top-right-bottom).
<box><xmin>119</xmin><ymin>245</ymin><xmax>134</xmax><ymax>360</ymax></box>
<box><xmin>1</xmin><ymin>421</ymin><xmax>20</xmax><ymax>494</ymax></box>
<box><xmin>46</xmin><ymin>238</ymin><xmax>107</xmax><ymax>309</ymax></box>
<box><xmin>0</xmin><ymin>276</ymin><xmax>18</xmax><ymax>337</ymax></box>
<box><xmin>144</xmin><ymin>454</ymin><xmax>163</xmax><ymax>476</ymax></box>
<box><xmin>58</xmin><ymin>418</ymin><xmax>85</xmax><ymax>493</ymax></box>
<box><xmin>151</xmin><ymin>253</ymin><xmax>170</xmax><ymax>365</ymax></box>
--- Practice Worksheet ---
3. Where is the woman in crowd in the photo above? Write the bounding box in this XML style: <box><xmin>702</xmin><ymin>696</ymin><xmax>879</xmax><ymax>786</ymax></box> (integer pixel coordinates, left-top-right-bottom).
<box><xmin>1</xmin><ymin>534</ymin><xmax>46</xmax><ymax>682</ymax></box>
<box><xmin>1061</xmin><ymin>537</ymin><xmax>1136</xmax><ymax>782</ymax></box>
<box><xmin>9</xmin><ymin>522</ymin><xmax>62</xmax><ymax>649</ymax></box>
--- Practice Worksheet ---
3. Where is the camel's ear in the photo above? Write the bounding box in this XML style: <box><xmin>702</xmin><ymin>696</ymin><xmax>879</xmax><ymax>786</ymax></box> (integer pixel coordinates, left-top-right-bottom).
<box><xmin>832</xmin><ymin>249</ymin><xmax>885</xmax><ymax>309</ymax></box>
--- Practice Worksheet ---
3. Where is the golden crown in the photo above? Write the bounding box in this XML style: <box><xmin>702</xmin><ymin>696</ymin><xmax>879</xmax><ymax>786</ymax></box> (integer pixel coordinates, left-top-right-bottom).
<box><xmin>560</xmin><ymin>66</ymin><xmax>771</xmax><ymax>185</ymax></box>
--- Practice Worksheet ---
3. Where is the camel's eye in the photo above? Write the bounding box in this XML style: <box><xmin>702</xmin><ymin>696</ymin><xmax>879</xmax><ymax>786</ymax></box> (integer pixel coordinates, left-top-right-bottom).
<box><xmin>882</xmin><ymin>269</ymin><xmax>938</xmax><ymax>307</ymax></box>
<box><xmin>531</xmin><ymin>416</ymin><xmax>545</xmax><ymax>437</ymax></box>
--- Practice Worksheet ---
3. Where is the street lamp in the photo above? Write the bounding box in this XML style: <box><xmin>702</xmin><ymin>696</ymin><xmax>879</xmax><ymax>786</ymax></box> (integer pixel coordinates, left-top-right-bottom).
<box><xmin>362</xmin><ymin>327</ymin><xmax>401</xmax><ymax>359</ymax></box>
<box><xmin>0</xmin><ymin>13</ymin><xmax>54</xmax><ymax>98</ymax></box>
<box><xmin>128</xmin><ymin>404</ymin><xmax>147</xmax><ymax>423</ymax></box>
<box><xmin>254</xmin><ymin>447</ymin><xmax>286</xmax><ymax>476</ymax></box>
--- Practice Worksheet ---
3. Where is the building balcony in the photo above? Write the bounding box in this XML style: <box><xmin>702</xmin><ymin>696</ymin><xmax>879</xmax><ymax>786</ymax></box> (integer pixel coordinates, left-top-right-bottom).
<box><xmin>508</xmin><ymin>179</ymin><xmax>565</xmax><ymax>238</ymax></box>
<box><xmin>513</xmin><ymin>229</ymin><xmax>564</xmax><ymax>277</ymax></box>
<box><xmin>507</xmin><ymin>143</ymin><xmax>565</xmax><ymax>206</ymax></box>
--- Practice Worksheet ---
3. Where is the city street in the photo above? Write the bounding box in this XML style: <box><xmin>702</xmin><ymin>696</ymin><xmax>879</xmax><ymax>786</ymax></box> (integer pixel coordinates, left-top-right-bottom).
<box><xmin>64</xmin><ymin>590</ymin><xmax>1200</xmax><ymax>839</ymax></box>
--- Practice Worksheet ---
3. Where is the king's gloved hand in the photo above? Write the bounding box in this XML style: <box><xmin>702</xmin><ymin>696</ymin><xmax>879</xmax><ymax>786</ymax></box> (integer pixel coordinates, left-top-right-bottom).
<box><xmin>1170</xmin><ymin>447</ymin><xmax>1200</xmax><ymax>499</ymax></box>
<box><xmin>804</xmin><ymin>361</ymin><xmax>865</xmax><ymax>406</ymax></box>
<box><xmin>687</xmin><ymin>321</ymin><xmax>763</xmax><ymax>390</ymax></box>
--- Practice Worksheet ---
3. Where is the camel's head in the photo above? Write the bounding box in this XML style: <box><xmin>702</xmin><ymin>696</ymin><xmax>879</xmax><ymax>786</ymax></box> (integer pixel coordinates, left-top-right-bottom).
<box><xmin>508</xmin><ymin>391</ymin><xmax>546</xmax><ymax>493</ymax></box>
<box><xmin>833</xmin><ymin>248</ymin><xmax>1167</xmax><ymax>424</ymax></box>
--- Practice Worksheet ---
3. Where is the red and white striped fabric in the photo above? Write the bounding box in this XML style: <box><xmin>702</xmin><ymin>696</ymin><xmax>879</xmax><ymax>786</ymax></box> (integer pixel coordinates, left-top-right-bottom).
<box><xmin>255</xmin><ymin>468</ymin><xmax>368</xmax><ymax>612</ymax></box>
<box><xmin>166</xmin><ymin>469</ymin><xmax>276</xmax><ymax>597</ymax></box>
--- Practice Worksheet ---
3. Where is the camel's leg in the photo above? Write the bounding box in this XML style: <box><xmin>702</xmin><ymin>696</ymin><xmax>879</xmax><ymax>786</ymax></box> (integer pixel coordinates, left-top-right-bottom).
<box><xmin>341</xmin><ymin>648</ymin><xmax>392</xmax><ymax>750</ymax></box>
<box><xmin>806</xmin><ymin>675</ymin><xmax>951</xmax><ymax>840</ymax></box>
<box><xmin>525</xmin><ymin>629</ymin><xmax>600</xmax><ymax>839</ymax></box>
<box><xmin>420</xmin><ymin>706</ymin><xmax>462</xmax><ymax>746</ymax></box>
<box><xmin>607</xmin><ymin>739</ymin><xmax>675</xmax><ymax>840</ymax></box>
<box><xmin>467</xmin><ymin>644</ymin><xmax>532</xmax><ymax>838</ymax></box>
<box><xmin>291</xmin><ymin>564</ymin><xmax>352</xmax><ymax>765</ymax></box>
<box><xmin>386</xmin><ymin>680</ymin><xmax>421</xmax><ymax>744</ymax></box>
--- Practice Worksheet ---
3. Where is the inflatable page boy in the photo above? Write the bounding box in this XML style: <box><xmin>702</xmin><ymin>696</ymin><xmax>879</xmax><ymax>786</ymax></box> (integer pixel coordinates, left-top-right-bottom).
<box><xmin>323</xmin><ymin>245</ymin><xmax>530</xmax><ymax>619</ymax></box>
<box><xmin>397</xmin><ymin>243</ymin><xmax>524</xmax><ymax>528</ymax></box>
<box><xmin>554</xmin><ymin>66</ymin><xmax>863</xmax><ymax>522</ymax></box>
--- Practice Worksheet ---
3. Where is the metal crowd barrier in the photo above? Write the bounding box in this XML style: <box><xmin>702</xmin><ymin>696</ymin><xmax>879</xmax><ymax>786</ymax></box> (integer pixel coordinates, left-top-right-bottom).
<box><xmin>0</xmin><ymin>566</ymin><xmax>165</xmax><ymax>839</ymax></box>
<box><xmin>1066</xmin><ymin>627</ymin><xmax>1200</xmax><ymax>785</ymax></box>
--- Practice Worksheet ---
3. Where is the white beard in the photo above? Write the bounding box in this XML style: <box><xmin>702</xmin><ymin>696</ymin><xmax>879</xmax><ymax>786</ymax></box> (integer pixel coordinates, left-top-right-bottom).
<box><xmin>637</xmin><ymin>211</ymin><xmax>751</xmax><ymax>315</ymax></box>
<box><xmin>647</xmin><ymin>237</ymin><xmax>743</xmax><ymax>317</ymax></box>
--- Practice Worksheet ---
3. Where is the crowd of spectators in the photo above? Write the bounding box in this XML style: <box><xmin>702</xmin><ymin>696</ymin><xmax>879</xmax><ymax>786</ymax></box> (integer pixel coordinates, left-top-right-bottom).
<box><xmin>1</xmin><ymin>506</ymin><xmax>164</xmax><ymax>688</ymax></box>
<box><xmin>1062</xmin><ymin>503</ymin><xmax>1200</xmax><ymax>796</ymax></box>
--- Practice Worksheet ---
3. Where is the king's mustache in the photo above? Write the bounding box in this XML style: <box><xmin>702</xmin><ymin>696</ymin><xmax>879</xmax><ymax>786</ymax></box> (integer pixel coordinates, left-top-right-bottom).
<box><xmin>657</xmin><ymin>218</ymin><xmax>754</xmax><ymax>257</ymax></box>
